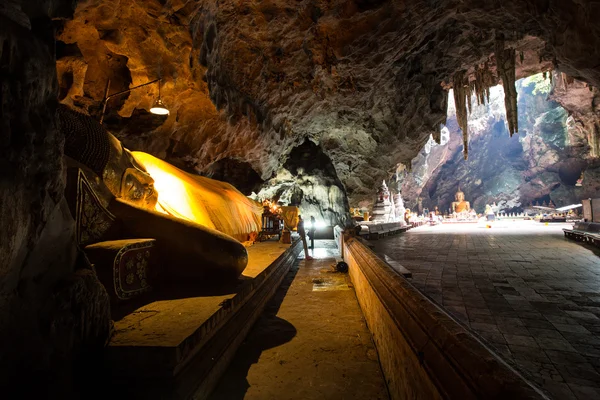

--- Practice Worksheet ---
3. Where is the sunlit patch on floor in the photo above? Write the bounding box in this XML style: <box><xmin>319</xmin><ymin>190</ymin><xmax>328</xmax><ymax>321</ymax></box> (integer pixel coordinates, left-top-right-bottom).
<box><xmin>312</xmin><ymin>276</ymin><xmax>350</xmax><ymax>291</ymax></box>
<box><xmin>312</xmin><ymin>247</ymin><xmax>337</xmax><ymax>259</ymax></box>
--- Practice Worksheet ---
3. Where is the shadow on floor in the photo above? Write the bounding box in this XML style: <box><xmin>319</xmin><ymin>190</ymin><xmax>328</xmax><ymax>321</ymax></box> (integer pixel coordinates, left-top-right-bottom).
<box><xmin>208</xmin><ymin>259</ymin><xmax>301</xmax><ymax>399</ymax></box>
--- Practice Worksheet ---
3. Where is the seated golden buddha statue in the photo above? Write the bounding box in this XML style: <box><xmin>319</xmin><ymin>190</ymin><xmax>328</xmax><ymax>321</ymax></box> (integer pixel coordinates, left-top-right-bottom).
<box><xmin>451</xmin><ymin>188</ymin><xmax>471</xmax><ymax>214</ymax></box>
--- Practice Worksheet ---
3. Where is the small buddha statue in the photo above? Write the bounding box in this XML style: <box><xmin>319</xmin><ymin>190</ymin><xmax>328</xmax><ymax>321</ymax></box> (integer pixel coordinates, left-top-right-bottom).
<box><xmin>451</xmin><ymin>188</ymin><xmax>471</xmax><ymax>214</ymax></box>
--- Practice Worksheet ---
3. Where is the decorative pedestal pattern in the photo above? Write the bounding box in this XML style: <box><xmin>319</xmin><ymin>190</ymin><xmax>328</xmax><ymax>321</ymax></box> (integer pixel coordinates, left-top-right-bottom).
<box><xmin>85</xmin><ymin>239</ymin><xmax>158</xmax><ymax>303</ymax></box>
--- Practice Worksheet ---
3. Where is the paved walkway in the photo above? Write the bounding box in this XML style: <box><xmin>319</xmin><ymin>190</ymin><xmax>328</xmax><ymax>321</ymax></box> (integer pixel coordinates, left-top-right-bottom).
<box><xmin>211</xmin><ymin>240</ymin><xmax>388</xmax><ymax>399</ymax></box>
<box><xmin>372</xmin><ymin>220</ymin><xmax>600</xmax><ymax>400</ymax></box>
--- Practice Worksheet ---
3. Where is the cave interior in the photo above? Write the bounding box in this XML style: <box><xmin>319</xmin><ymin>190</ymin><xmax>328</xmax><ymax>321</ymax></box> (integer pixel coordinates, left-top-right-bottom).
<box><xmin>2</xmin><ymin>0</ymin><xmax>600</xmax><ymax>397</ymax></box>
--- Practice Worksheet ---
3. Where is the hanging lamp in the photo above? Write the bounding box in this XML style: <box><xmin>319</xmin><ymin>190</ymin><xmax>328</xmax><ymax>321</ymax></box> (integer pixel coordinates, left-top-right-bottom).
<box><xmin>100</xmin><ymin>78</ymin><xmax>170</xmax><ymax>123</ymax></box>
<box><xmin>150</xmin><ymin>81</ymin><xmax>169</xmax><ymax>115</ymax></box>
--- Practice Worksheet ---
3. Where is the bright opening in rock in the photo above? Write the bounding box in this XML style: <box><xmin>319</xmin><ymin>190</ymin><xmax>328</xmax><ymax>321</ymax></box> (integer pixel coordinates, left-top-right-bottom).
<box><xmin>399</xmin><ymin>72</ymin><xmax>598</xmax><ymax>215</ymax></box>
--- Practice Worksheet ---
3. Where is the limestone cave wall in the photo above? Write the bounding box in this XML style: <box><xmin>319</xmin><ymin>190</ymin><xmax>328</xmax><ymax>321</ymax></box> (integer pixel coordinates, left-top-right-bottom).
<box><xmin>56</xmin><ymin>0</ymin><xmax>600</xmax><ymax>211</ymax></box>
<box><xmin>401</xmin><ymin>73</ymin><xmax>600</xmax><ymax>214</ymax></box>
<box><xmin>0</xmin><ymin>2</ymin><xmax>110</xmax><ymax>397</ymax></box>
<box><xmin>254</xmin><ymin>140</ymin><xmax>351</xmax><ymax>226</ymax></box>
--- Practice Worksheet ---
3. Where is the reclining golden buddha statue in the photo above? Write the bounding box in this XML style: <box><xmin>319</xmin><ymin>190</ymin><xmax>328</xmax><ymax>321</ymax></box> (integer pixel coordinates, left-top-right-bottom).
<box><xmin>58</xmin><ymin>104</ymin><xmax>262</xmax><ymax>282</ymax></box>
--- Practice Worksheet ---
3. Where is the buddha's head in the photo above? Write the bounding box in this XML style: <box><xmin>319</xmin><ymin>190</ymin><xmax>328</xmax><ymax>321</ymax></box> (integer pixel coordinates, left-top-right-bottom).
<box><xmin>455</xmin><ymin>190</ymin><xmax>465</xmax><ymax>202</ymax></box>
<box><xmin>103</xmin><ymin>134</ymin><xmax>158</xmax><ymax>209</ymax></box>
<box><xmin>59</xmin><ymin>104</ymin><xmax>158</xmax><ymax>210</ymax></box>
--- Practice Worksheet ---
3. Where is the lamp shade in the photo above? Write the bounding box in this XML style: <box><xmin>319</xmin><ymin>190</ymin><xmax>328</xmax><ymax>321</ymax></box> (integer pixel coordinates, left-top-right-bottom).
<box><xmin>150</xmin><ymin>98</ymin><xmax>169</xmax><ymax>115</ymax></box>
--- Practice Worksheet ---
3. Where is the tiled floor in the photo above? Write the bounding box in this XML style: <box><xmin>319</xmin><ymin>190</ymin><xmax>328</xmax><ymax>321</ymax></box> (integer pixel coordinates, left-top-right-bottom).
<box><xmin>372</xmin><ymin>220</ymin><xmax>600</xmax><ymax>400</ymax></box>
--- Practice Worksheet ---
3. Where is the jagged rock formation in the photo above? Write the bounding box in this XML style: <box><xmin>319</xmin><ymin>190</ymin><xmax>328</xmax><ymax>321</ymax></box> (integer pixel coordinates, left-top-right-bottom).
<box><xmin>451</xmin><ymin>37</ymin><xmax>520</xmax><ymax>160</ymax></box>
<box><xmin>55</xmin><ymin>0</ymin><xmax>600</xmax><ymax>209</ymax></box>
<box><xmin>254</xmin><ymin>140</ymin><xmax>351</xmax><ymax>226</ymax></box>
<box><xmin>401</xmin><ymin>73</ymin><xmax>600</xmax><ymax>214</ymax></box>
<box><xmin>1</xmin><ymin>2</ymin><xmax>111</xmax><ymax>397</ymax></box>
<box><xmin>550</xmin><ymin>73</ymin><xmax>600</xmax><ymax>158</ymax></box>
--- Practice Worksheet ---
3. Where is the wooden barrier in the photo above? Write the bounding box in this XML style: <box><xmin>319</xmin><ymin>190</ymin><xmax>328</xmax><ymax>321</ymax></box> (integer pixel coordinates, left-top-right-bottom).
<box><xmin>343</xmin><ymin>236</ymin><xmax>547</xmax><ymax>400</ymax></box>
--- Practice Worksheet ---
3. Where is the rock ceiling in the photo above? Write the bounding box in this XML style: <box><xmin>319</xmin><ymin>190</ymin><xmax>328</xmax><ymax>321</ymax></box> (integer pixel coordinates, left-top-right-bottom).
<box><xmin>56</xmin><ymin>0</ymin><xmax>600</xmax><ymax>206</ymax></box>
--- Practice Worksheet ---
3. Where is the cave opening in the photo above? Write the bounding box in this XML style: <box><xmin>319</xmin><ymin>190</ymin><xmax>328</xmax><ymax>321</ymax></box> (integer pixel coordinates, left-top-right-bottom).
<box><xmin>254</xmin><ymin>139</ymin><xmax>351</xmax><ymax>228</ymax></box>
<box><xmin>401</xmin><ymin>71</ymin><xmax>599</xmax><ymax>216</ymax></box>
<box><xmin>203</xmin><ymin>157</ymin><xmax>264</xmax><ymax>195</ymax></box>
<box><xmin>558</xmin><ymin>159</ymin><xmax>587</xmax><ymax>186</ymax></box>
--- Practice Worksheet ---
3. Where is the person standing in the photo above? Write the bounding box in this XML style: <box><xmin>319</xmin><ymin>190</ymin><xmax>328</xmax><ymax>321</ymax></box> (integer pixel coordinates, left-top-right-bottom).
<box><xmin>309</xmin><ymin>216</ymin><xmax>316</xmax><ymax>250</ymax></box>
<box><xmin>297</xmin><ymin>215</ymin><xmax>313</xmax><ymax>260</ymax></box>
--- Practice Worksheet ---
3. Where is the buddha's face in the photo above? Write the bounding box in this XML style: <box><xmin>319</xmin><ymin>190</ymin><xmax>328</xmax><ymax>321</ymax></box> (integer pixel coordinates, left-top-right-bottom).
<box><xmin>120</xmin><ymin>167</ymin><xmax>158</xmax><ymax>209</ymax></box>
<box><xmin>456</xmin><ymin>191</ymin><xmax>465</xmax><ymax>202</ymax></box>
<box><xmin>103</xmin><ymin>134</ymin><xmax>158</xmax><ymax>209</ymax></box>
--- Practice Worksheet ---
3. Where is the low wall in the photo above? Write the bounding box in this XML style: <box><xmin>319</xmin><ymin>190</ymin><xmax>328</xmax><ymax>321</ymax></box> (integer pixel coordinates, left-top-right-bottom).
<box><xmin>359</xmin><ymin>221</ymin><xmax>408</xmax><ymax>240</ymax></box>
<box><xmin>343</xmin><ymin>236</ymin><xmax>547</xmax><ymax>400</ymax></box>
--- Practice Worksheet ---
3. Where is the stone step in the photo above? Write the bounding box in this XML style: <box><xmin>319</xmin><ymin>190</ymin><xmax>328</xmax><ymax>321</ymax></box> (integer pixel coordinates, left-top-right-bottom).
<box><xmin>383</xmin><ymin>254</ymin><xmax>412</xmax><ymax>278</ymax></box>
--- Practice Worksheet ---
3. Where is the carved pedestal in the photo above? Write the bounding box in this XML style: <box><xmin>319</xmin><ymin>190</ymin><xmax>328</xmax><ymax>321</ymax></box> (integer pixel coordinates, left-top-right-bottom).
<box><xmin>85</xmin><ymin>239</ymin><xmax>158</xmax><ymax>304</ymax></box>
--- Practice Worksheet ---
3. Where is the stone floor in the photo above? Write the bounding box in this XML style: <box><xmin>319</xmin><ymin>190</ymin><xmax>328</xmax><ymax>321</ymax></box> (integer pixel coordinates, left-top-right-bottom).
<box><xmin>372</xmin><ymin>220</ymin><xmax>600</xmax><ymax>400</ymax></box>
<box><xmin>211</xmin><ymin>240</ymin><xmax>388</xmax><ymax>399</ymax></box>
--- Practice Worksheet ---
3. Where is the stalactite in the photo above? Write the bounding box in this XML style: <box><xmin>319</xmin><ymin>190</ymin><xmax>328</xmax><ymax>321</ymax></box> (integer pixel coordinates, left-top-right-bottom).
<box><xmin>432</xmin><ymin>128</ymin><xmax>440</xmax><ymax>144</ymax></box>
<box><xmin>453</xmin><ymin>70</ymin><xmax>469</xmax><ymax>160</ymax></box>
<box><xmin>451</xmin><ymin>61</ymin><xmax>495</xmax><ymax>161</ymax></box>
<box><xmin>495</xmin><ymin>37</ymin><xmax>518</xmax><ymax>136</ymax></box>
<box><xmin>467</xmin><ymin>84</ymin><xmax>473</xmax><ymax>115</ymax></box>
<box><xmin>442</xmin><ymin>89</ymin><xmax>449</xmax><ymax>126</ymax></box>
<box><xmin>560</xmin><ymin>72</ymin><xmax>574</xmax><ymax>88</ymax></box>
<box><xmin>593</xmin><ymin>123</ymin><xmax>600</xmax><ymax>158</ymax></box>
<box><xmin>432</xmin><ymin>89</ymin><xmax>450</xmax><ymax>145</ymax></box>
<box><xmin>473</xmin><ymin>67</ymin><xmax>484</xmax><ymax>106</ymax></box>
<box><xmin>484</xmin><ymin>62</ymin><xmax>492</xmax><ymax>103</ymax></box>
<box><xmin>472</xmin><ymin>62</ymin><xmax>494</xmax><ymax>106</ymax></box>
<box><xmin>432</xmin><ymin>126</ymin><xmax>441</xmax><ymax>144</ymax></box>
<box><xmin>588</xmin><ymin>124</ymin><xmax>599</xmax><ymax>158</ymax></box>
